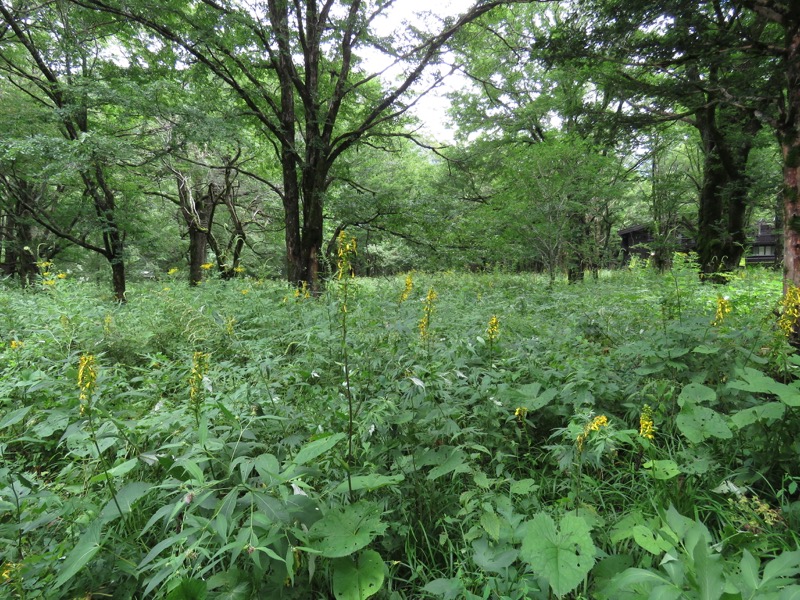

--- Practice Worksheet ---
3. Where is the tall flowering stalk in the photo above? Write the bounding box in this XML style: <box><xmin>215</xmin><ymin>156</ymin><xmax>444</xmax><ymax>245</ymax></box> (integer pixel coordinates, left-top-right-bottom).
<box><xmin>336</xmin><ymin>232</ymin><xmax>358</xmax><ymax>500</ymax></box>
<box><xmin>189</xmin><ymin>351</ymin><xmax>211</xmax><ymax>427</ymax></box>
<box><xmin>486</xmin><ymin>314</ymin><xmax>499</xmax><ymax>360</ymax></box>
<box><xmin>639</xmin><ymin>404</ymin><xmax>656</xmax><ymax>441</ymax></box>
<box><xmin>778</xmin><ymin>285</ymin><xmax>800</xmax><ymax>338</ymax></box>
<box><xmin>77</xmin><ymin>354</ymin><xmax>123</xmax><ymax>516</ymax></box>
<box><xmin>711</xmin><ymin>296</ymin><xmax>732</xmax><ymax>326</ymax></box>
<box><xmin>576</xmin><ymin>415</ymin><xmax>608</xmax><ymax>452</ymax></box>
<box><xmin>419</xmin><ymin>288</ymin><xmax>438</xmax><ymax>342</ymax></box>
<box><xmin>399</xmin><ymin>273</ymin><xmax>413</xmax><ymax>303</ymax></box>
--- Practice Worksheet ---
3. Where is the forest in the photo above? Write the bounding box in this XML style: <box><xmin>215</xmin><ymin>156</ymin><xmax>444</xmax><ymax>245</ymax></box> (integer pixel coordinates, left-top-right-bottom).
<box><xmin>2</xmin><ymin>0</ymin><xmax>800</xmax><ymax>598</ymax></box>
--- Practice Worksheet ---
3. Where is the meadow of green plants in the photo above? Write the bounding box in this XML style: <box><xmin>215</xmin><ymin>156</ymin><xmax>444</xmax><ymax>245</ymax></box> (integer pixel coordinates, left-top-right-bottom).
<box><xmin>2</xmin><ymin>258</ymin><xmax>800</xmax><ymax>599</ymax></box>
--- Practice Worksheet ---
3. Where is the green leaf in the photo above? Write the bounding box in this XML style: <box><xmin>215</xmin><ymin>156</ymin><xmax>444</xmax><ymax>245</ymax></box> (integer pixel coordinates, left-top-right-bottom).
<box><xmin>632</xmin><ymin>525</ymin><xmax>672</xmax><ymax>555</ymax></box>
<box><xmin>676</xmin><ymin>405</ymin><xmax>731</xmax><ymax>444</ymax></box>
<box><xmin>99</xmin><ymin>481</ymin><xmax>151</xmax><ymax>522</ymax></box>
<box><xmin>53</xmin><ymin>520</ymin><xmax>103</xmax><ymax>587</ymax></box>
<box><xmin>677</xmin><ymin>383</ymin><xmax>716</xmax><ymax>407</ymax></box>
<box><xmin>0</xmin><ymin>405</ymin><xmax>32</xmax><ymax>430</ymax></box>
<box><xmin>309</xmin><ymin>501</ymin><xmax>387</xmax><ymax>558</ymax></box>
<box><xmin>332</xmin><ymin>550</ymin><xmax>385</xmax><ymax>600</ymax></box>
<box><xmin>293</xmin><ymin>433</ymin><xmax>346</xmax><ymax>466</ymax></box>
<box><xmin>426</xmin><ymin>448</ymin><xmax>470</xmax><ymax>480</ymax></box>
<box><xmin>643</xmin><ymin>459</ymin><xmax>682</xmax><ymax>480</ymax></box>
<box><xmin>480</xmin><ymin>511</ymin><xmax>501</xmax><ymax>541</ymax></box>
<box><xmin>332</xmin><ymin>474</ymin><xmax>404</xmax><ymax>494</ymax></box>
<box><xmin>472</xmin><ymin>537</ymin><xmax>518</xmax><ymax>573</ymax></box>
<box><xmin>166</xmin><ymin>578</ymin><xmax>207</xmax><ymax>600</ymax></box>
<box><xmin>422</xmin><ymin>578</ymin><xmax>464</xmax><ymax>599</ymax></box>
<box><xmin>729</xmin><ymin>368</ymin><xmax>800</xmax><ymax>407</ymax></box>
<box><xmin>520</xmin><ymin>513</ymin><xmax>596</xmax><ymax>597</ymax></box>
<box><xmin>730</xmin><ymin>402</ymin><xmax>785</xmax><ymax>429</ymax></box>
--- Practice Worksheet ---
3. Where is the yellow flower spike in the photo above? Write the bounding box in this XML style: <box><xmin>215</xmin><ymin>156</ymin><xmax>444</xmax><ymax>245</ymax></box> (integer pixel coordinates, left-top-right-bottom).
<box><xmin>400</xmin><ymin>273</ymin><xmax>414</xmax><ymax>303</ymax></box>
<box><xmin>56</xmin><ymin>272</ymin><xmax>67</xmax><ymax>279</ymax></box>
<box><xmin>200</xmin><ymin>262</ymin><xmax>214</xmax><ymax>270</ymax></box>
<box><xmin>168</xmin><ymin>267</ymin><xmax>179</xmax><ymax>275</ymax></box>
<box><xmin>778</xmin><ymin>285</ymin><xmax>800</xmax><ymax>337</ymax></box>
<box><xmin>10</xmin><ymin>339</ymin><xmax>23</xmax><ymax>350</ymax></box>
<box><xmin>639</xmin><ymin>404</ymin><xmax>656</xmax><ymax>440</ymax></box>
<box><xmin>78</xmin><ymin>354</ymin><xmax>97</xmax><ymax>402</ymax></box>
<box><xmin>336</xmin><ymin>232</ymin><xmax>357</xmax><ymax>280</ymax></box>
<box><xmin>419</xmin><ymin>288</ymin><xmax>438</xmax><ymax>340</ymax></box>
<box><xmin>514</xmin><ymin>406</ymin><xmax>528</xmax><ymax>422</ymax></box>
<box><xmin>712</xmin><ymin>295</ymin><xmax>732</xmax><ymax>326</ymax></box>
<box><xmin>487</xmin><ymin>315</ymin><xmax>500</xmax><ymax>343</ymax></box>
<box><xmin>576</xmin><ymin>414</ymin><xmax>609</xmax><ymax>451</ymax></box>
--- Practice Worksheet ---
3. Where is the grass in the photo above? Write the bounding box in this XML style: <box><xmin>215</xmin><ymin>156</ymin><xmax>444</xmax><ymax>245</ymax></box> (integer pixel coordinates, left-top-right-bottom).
<box><xmin>1</xmin><ymin>261</ymin><xmax>799</xmax><ymax>599</ymax></box>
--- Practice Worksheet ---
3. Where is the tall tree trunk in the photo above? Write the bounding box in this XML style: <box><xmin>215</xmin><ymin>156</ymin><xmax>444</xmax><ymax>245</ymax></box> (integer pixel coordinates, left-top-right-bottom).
<box><xmin>695</xmin><ymin>105</ymin><xmax>760</xmax><ymax>281</ymax></box>
<box><xmin>782</xmin><ymin>23</ymin><xmax>800</xmax><ymax>291</ymax></box>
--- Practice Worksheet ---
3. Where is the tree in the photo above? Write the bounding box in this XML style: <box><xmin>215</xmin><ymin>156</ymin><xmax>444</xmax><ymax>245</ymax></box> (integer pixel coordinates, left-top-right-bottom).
<box><xmin>738</xmin><ymin>1</ymin><xmax>800</xmax><ymax>291</ymax></box>
<box><xmin>0</xmin><ymin>1</ymin><xmax>135</xmax><ymax>300</ymax></box>
<box><xmin>72</xmin><ymin>0</ymin><xmax>544</xmax><ymax>291</ymax></box>
<box><xmin>532</xmin><ymin>0</ymin><xmax>783</xmax><ymax>279</ymax></box>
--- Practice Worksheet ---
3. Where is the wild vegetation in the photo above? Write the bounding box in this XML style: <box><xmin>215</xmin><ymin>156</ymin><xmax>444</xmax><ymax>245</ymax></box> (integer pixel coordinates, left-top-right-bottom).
<box><xmin>2</xmin><ymin>258</ymin><xmax>800</xmax><ymax>599</ymax></box>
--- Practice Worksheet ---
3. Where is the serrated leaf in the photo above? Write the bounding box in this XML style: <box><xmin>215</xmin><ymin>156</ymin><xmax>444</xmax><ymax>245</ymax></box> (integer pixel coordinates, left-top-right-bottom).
<box><xmin>332</xmin><ymin>550</ymin><xmax>385</xmax><ymax>600</ymax></box>
<box><xmin>472</xmin><ymin>537</ymin><xmax>518</xmax><ymax>573</ymax></box>
<box><xmin>632</xmin><ymin>525</ymin><xmax>672</xmax><ymax>555</ymax></box>
<box><xmin>422</xmin><ymin>578</ymin><xmax>464</xmax><ymax>599</ymax></box>
<box><xmin>520</xmin><ymin>513</ymin><xmax>596</xmax><ymax>597</ymax></box>
<box><xmin>309</xmin><ymin>501</ymin><xmax>387</xmax><ymax>558</ymax></box>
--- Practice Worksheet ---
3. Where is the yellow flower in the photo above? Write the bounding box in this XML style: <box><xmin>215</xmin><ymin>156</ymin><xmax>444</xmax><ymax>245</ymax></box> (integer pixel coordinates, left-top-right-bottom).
<box><xmin>778</xmin><ymin>285</ymin><xmax>800</xmax><ymax>337</ymax></box>
<box><xmin>712</xmin><ymin>296</ymin><xmax>732</xmax><ymax>326</ymax></box>
<box><xmin>514</xmin><ymin>406</ymin><xmax>528</xmax><ymax>422</ymax></box>
<box><xmin>200</xmin><ymin>262</ymin><xmax>214</xmax><ymax>270</ymax></box>
<box><xmin>56</xmin><ymin>272</ymin><xmax>67</xmax><ymax>279</ymax></box>
<box><xmin>78</xmin><ymin>354</ymin><xmax>97</xmax><ymax>402</ymax></box>
<box><xmin>419</xmin><ymin>288</ymin><xmax>438</xmax><ymax>340</ymax></box>
<box><xmin>42</xmin><ymin>279</ymin><xmax>56</xmax><ymax>286</ymax></box>
<box><xmin>36</xmin><ymin>260</ymin><xmax>53</xmax><ymax>269</ymax></box>
<box><xmin>234</xmin><ymin>266</ymin><xmax>246</xmax><ymax>273</ymax></box>
<box><xmin>639</xmin><ymin>404</ymin><xmax>656</xmax><ymax>440</ymax></box>
<box><xmin>189</xmin><ymin>351</ymin><xmax>210</xmax><ymax>406</ymax></box>
<box><xmin>336</xmin><ymin>232</ymin><xmax>357</xmax><ymax>279</ymax></box>
<box><xmin>241</xmin><ymin>289</ymin><xmax>249</xmax><ymax>295</ymax></box>
<box><xmin>400</xmin><ymin>273</ymin><xmax>414</xmax><ymax>303</ymax></box>
<box><xmin>487</xmin><ymin>315</ymin><xmax>500</xmax><ymax>343</ymax></box>
<box><xmin>168</xmin><ymin>267</ymin><xmax>179</xmax><ymax>275</ymax></box>
<box><xmin>10</xmin><ymin>339</ymin><xmax>23</xmax><ymax>350</ymax></box>
<box><xmin>576</xmin><ymin>414</ymin><xmax>609</xmax><ymax>450</ymax></box>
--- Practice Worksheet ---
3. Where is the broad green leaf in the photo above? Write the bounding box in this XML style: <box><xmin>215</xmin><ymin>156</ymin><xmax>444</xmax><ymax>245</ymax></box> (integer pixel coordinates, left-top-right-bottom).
<box><xmin>426</xmin><ymin>448</ymin><xmax>470</xmax><ymax>480</ymax></box>
<box><xmin>676</xmin><ymin>405</ymin><xmax>731</xmax><ymax>444</ymax></box>
<box><xmin>472</xmin><ymin>537</ymin><xmax>518</xmax><ymax>573</ymax></box>
<box><xmin>53</xmin><ymin>520</ymin><xmax>103</xmax><ymax>587</ymax></box>
<box><xmin>480</xmin><ymin>511</ymin><xmax>501</xmax><ymax>541</ymax></box>
<box><xmin>165</xmin><ymin>578</ymin><xmax>207</xmax><ymax>600</ymax></box>
<box><xmin>510</xmin><ymin>478</ymin><xmax>539</xmax><ymax>495</ymax></box>
<box><xmin>729</xmin><ymin>368</ymin><xmax>800</xmax><ymax>407</ymax></box>
<box><xmin>730</xmin><ymin>402</ymin><xmax>785</xmax><ymax>429</ymax></box>
<box><xmin>520</xmin><ymin>513</ymin><xmax>596</xmax><ymax>597</ymax></box>
<box><xmin>293</xmin><ymin>433</ymin><xmax>346</xmax><ymax>466</ymax></box>
<box><xmin>422</xmin><ymin>578</ymin><xmax>464</xmax><ymax>599</ymax></box>
<box><xmin>332</xmin><ymin>550</ymin><xmax>385</xmax><ymax>600</ymax></box>
<box><xmin>89</xmin><ymin>458</ymin><xmax>139</xmax><ymax>484</ymax></box>
<box><xmin>762</xmin><ymin>550</ymin><xmax>800</xmax><ymax>585</ymax></box>
<box><xmin>99</xmin><ymin>481</ymin><xmax>151</xmax><ymax>522</ymax></box>
<box><xmin>0</xmin><ymin>405</ymin><xmax>32</xmax><ymax>430</ymax></box>
<box><xmin>643</xmin><ymin>460</ymin><xmax>681</xmax><ymax>480</ymax></box>
<box><xmin>632</xmin><ymin>525</ymin><xmax>672</xmax><ymax>555</ymax></box>
<box><xmin>332</xmin><ymin>474</ymin><xmax>404</xmax><ymax>494</ymax></box>
<box><xmin>309</xmin><ymin>501</ymin><xmax>387</xmax><ymax>558</ymax></box>
<box><xmin>677</xmin><ymin>383</ymin><xmax>716</xmax><ymax>407</ymax></box>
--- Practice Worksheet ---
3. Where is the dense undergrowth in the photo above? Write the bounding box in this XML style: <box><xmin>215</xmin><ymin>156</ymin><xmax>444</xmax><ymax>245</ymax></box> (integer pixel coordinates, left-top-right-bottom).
<box><xmin>2</xmin><ymin>257</ymin><xmax>800</xmax><ymax>599</ymax></box>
